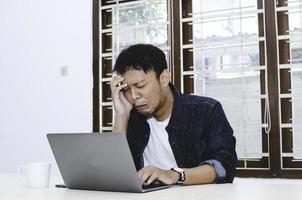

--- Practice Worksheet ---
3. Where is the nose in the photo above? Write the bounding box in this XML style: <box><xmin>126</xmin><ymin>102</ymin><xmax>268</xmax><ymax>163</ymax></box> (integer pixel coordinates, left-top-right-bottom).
<box><xmin>130</xmin><ymin>88</ymin><xmax>141</xmax><ymax>101</ymax></box>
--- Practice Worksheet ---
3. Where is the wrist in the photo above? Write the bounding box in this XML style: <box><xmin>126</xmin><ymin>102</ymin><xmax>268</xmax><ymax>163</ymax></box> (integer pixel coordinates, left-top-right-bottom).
<box><xmin>115</xmin><ymin>111</ymin><xmax>130</xmax><ymax>119</ymax></box>
<box><xmin>113</xmin><ymin>115</ymin><xmax>129</xmax><ymax>134</ymax></box>
<box><xmin>170</xmin><ymin>167</ymin><xmax>186</xmax><ymax>185</ymax></box>
<box><xmin>170</xmin><ymin>170</ymin><xmax>180</xmax><ymax>184</ymax></box>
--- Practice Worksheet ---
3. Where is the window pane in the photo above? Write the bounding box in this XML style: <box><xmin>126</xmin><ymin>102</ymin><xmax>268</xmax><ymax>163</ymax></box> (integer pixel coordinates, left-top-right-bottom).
<box><xmin>288</xmin><ymin>0</ymin><xmax>302</xmax><ymax>159</ymax></box>
<box><xmin>292</xmin><ymin>69</ymin><xmax>302</xmax><ymax>158</ymax></box>
<box><xmin>112</xmin><ymin>0</ymin><xmax>170</xmax><ymax>63</ymax></box>
<box><xmin>99</xmin><ymin>0</ymin><xmax>170</xmax><ymax>131</ymax></box>
<box><xmin>191</xmin><ymin>0</ymin><xmax>263</xmax><ymax>158</ymax></box>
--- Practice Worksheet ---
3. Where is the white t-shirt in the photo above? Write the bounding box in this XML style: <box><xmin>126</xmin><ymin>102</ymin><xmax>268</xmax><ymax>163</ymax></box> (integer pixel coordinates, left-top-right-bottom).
<box><xmin>143</xmin><ymin>115</ymin><xmax>178</xmax><ymax>170</ymax></box>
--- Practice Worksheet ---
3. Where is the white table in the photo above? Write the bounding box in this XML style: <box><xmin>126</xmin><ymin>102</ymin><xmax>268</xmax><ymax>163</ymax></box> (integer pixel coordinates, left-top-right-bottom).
<box><xmin>1</xmin><ymin>173</ymin><xmax>302</xmax><ymax>200</ymax></box>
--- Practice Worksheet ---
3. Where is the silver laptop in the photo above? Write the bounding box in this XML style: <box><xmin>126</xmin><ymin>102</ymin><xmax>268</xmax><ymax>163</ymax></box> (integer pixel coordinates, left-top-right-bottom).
<box><xmin>47</xmin><ymin>133</ymin><xmax>170</xmax><ymax>193</ymax></box>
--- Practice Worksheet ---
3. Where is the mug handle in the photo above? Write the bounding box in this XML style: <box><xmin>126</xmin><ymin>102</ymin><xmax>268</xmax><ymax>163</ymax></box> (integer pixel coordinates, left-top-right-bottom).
<box><xmin>18</xmin><ymin>165</ymin><xmax>26</xmax><ymax>176</ymax></box>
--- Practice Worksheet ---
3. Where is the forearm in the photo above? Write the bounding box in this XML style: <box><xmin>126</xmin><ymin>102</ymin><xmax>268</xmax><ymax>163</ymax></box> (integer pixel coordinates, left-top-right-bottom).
<box><xmin>183</xmin><ymin>164</ymin><xmax>216</xmax><ymax>185</ymax></box>
<box><xmin>112</xmin><ymin>114</ymin><xmax>129</xmax><ymax>134</ymax></box>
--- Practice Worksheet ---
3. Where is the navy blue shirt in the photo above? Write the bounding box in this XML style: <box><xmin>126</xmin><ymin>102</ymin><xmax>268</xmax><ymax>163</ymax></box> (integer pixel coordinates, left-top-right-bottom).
<box><xmin>126</xmin><ymin>83</ymin><xmax>237</xmax><ymax>183</ymax></box>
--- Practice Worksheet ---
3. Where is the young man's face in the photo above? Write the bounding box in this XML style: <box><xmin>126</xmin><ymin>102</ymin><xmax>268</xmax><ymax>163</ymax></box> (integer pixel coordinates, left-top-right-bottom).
<box><xmin>121</xmin><ymin>69</ymin><xmax>165</xmax><ymax>116</ymax></box>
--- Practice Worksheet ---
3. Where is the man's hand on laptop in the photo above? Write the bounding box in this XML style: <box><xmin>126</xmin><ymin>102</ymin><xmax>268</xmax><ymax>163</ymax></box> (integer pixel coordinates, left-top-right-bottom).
<box><xmin>138</xmin><ymin>166</ymin><xmax>179</xmax><ymax>185</ymax></box>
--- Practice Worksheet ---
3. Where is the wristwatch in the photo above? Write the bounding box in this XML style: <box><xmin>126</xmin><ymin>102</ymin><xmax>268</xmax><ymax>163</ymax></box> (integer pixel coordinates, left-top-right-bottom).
<box><xmin>171</xmin><ymin>167</ymin><xmax>186</xmax><ymax>185</ymax></box>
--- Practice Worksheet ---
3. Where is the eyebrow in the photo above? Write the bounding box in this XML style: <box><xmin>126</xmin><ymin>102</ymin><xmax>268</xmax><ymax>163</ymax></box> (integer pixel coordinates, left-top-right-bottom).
<box><xmin>126</xmin><ymin>80</ymin><xmax>145</xmax><ymax>87</ymax></box>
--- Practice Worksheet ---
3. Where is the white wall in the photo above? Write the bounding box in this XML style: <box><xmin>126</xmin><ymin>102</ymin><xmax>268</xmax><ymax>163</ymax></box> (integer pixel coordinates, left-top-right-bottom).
<box><xmin>0</xmin><ymin>0</ymin><xmax>92</xmax><ymax>175</ymax></box>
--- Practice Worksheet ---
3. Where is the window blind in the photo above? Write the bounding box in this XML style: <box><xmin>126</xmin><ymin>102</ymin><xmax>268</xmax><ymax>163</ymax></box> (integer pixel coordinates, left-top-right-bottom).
<box><xmin>180</xmin><ymin>0</ymin><xmax>266</xmax><ymax>164</ymax></box>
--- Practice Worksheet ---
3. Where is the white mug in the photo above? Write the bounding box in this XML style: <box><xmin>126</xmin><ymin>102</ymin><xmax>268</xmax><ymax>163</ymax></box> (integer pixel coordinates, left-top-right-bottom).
<box><xmin>18</xmin><ymin>162</ymin><xmax>51</xmax><ymax>188</ymax></box>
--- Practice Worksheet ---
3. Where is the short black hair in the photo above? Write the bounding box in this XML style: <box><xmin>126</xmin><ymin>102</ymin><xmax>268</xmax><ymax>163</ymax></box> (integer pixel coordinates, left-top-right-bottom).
<box><xmin>113</xmin><ymin>44</ymin><xmax>167</xmax><ymax>79</ymax></box>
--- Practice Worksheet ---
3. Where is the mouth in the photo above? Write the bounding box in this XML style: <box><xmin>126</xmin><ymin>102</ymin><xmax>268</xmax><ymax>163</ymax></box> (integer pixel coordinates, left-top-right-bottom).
<box><xmin>134</xmin><ymin>104</ymin><xmax>148</xmax><ymax>111</ymax></box>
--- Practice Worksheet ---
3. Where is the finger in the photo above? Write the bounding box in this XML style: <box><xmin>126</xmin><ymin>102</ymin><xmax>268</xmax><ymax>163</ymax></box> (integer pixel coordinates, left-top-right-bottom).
<box><xmin>119</xmin><ymin>92</ymin><xmax>132</xmax><ymax>107</ymax></box>
<box><xmin>138</xmin><ymin>166</ymin><xmax>152</xmax><ymax>175</ymax></box>
<box><xmin>138</xmin><ymin>166</ymin><xmax>157</xmax><ymax>185</ymax></box>
<box><xmin>138</xmin><ymin>168</ymin><xmax>144</xmax><ymax>178</ymax></box>
<box><xmin>140</xmin><ymin>173</ymin><xmax>152</xmax><ymax>185</ymax></box>
<box><xmin>119</xmin><ymin>91</ymin><xmax>127</xmax><ymax>101</ymax></box>
<box><xmin>112</xmin><ymin>83</ymin><xmax>128</xmax><ymax>96</ymax></box>
<box><xmin>115</xmin><ymin>82</ymin><xmax>127</xmax><ymax>91</ymax></box>
<box><xmin>110</xmin><ymin>76</ymin><xmax>124</xmax><ymax>90</ymax></box>
<box><xmin>110</xmin><ymin>75</ymin><xmax>120</xmax><ymax>86</ymax></box>
<box><xmin>146</xmin><ymin>173</ymin><xmax>158</xmax><ymax>185</ymax></box>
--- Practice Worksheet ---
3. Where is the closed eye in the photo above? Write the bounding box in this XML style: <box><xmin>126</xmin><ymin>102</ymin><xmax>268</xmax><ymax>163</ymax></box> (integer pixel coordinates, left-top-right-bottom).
<box><xmin>136</xmin><ymin>84</ymin><xmax>145</xmax><ymax>89</ymax></box>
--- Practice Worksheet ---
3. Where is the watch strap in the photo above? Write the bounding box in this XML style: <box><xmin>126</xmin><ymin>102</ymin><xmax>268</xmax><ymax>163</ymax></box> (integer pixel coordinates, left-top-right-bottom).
<box><xmin>171</xmin><ymin>167</ymin><xmax>186</xmax><ymax>185</ymax></box>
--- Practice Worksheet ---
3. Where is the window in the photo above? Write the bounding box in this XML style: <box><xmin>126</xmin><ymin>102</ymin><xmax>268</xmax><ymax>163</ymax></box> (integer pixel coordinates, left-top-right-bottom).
<box><xmin>276</xmin><ymin>0</ymin><xmax>302</xmax><ymax>170</ymax></box>
<box><xmin>95</xmin><ymin>0</ymin><xmax>171</xmax><ymax>131</ymax></box>
<box><xmin>93</xmin><ymin>0</ymin><xmax>302</xmax><ymax>178</ymax></box>
<box><xmin>180</xmin><ymin>0</ymin><xmax>266</xmax><ymax>169</ymax></box>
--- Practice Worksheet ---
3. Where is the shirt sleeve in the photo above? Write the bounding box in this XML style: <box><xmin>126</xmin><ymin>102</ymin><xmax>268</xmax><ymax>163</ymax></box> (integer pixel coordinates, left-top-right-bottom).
<box><xmin>200</xmin><ymin>159</ymin><xmax>226</xmax><ymax>178</ymax></box>
<box><xmin>202</xmin><ymin>101</ymin><xmax>237</xmax><ymax>183</ymax></box>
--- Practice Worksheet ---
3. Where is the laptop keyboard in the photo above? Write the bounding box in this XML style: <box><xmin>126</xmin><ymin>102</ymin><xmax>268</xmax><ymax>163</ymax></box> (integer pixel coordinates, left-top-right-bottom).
<box><xmin>142</xmin><ymin>182</ymin><xmax>167</xmax><ymax>189</ymax></box>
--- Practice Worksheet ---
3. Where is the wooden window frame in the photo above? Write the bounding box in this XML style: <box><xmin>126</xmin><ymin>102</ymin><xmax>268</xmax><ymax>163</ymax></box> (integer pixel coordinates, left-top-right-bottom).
<box><xmin>93</xmin><ymin>0</ymin><xmax>302</xmax><ymax>178</ymax></box>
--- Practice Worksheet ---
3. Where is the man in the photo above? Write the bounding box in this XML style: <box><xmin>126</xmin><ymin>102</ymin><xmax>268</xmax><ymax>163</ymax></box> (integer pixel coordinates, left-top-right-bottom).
<box><xmin>110</xmin><ymin>44</ymin><xmax>237</xmax><ymax>186</ymax></box>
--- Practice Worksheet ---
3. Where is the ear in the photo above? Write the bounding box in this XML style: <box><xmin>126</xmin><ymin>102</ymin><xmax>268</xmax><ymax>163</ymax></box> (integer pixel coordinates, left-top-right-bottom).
<box><xmin>159</xmin><ymin>69</ymin><xmax>170</xmax><ymax>87</ymax></box>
